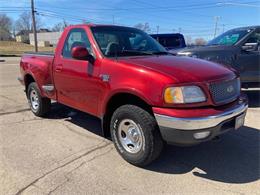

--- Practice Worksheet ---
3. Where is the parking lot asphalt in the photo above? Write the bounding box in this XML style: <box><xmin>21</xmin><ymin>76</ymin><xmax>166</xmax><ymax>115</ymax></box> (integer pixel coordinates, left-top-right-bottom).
<box><xmin>0</xmin><ymin>57</ymin><xmax>259</xmax><ymax>195</ymax></box>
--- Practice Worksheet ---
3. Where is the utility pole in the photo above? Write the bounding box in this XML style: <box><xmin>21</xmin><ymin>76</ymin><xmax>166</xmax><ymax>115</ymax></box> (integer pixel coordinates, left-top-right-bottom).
<box><xmin>31</xmin><ymin>0</ymin><xmax>38</xmax><ymax>52</ymax></box>
<box><xmin>178</xmin><ymin>27</ymin><xmax>182</xmax><ymax>33</ymax></box>
<box><xmin>213</xmin><ymin>16</ymin><xmax>220</xmax><ymax>38</ymax></box>
<box><xmin>156</xmin><ymin>25</ymin><xmax>159</xmax><ymax>34</ymax></box>
<box><xmin>222</xmin><ymin>24</ymin><xmax>225</xmax><ymax>33</ymax></box>
<box><xmin>112</xmin><ymin>15</ymin><xmax>115</xmax><ymax>24</ymax></box>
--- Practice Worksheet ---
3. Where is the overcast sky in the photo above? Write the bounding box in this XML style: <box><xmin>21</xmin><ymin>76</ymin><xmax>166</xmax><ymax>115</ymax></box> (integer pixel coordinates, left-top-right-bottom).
<box><xmin>1</xmin><ymin>0</ymin><xmax>259</xmax><ymax>40</ymax></box>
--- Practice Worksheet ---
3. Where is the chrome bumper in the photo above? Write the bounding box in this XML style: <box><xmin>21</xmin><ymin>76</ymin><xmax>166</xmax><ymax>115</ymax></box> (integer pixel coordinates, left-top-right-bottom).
<box><xmin>154</xmin><ymin>102</ymin><xmax>248</xmax><ymax>130</ymax></box>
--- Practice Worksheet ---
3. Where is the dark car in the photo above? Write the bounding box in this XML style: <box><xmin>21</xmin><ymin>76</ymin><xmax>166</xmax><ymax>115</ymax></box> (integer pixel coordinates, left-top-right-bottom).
<box><xmin>173</xmin><ymin>26</ymin><xmax>260</xmax><ymax>88</ymax></box>
<box><xmin>151</xmin><ymin>33</ymin><xmax>186</xmax><ymax>50</ymax></box>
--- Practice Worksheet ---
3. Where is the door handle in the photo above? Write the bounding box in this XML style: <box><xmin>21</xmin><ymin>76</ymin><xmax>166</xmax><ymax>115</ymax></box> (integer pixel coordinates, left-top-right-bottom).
<box><xmin>55</xmin><ymin>64</ymin><xmax>63</xmax><ymax>72</ymax></box>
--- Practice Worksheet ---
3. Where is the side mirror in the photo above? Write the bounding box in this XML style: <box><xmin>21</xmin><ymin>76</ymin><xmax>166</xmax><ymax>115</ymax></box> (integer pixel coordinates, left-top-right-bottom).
<box><xmin>242</xmin><ymin>42</ymin><xmax>258</xmax><ymax>52</ymax></box>
<box><xmin>71</xmin><ymin>46</ymin><xmax>90</xmax><ymax>60</ymax></box>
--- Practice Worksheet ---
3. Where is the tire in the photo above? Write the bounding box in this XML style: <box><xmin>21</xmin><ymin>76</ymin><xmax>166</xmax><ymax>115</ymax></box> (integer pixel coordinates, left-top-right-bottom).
<box><xmin>110</xmin><ymin>104</ymin><xmax>163</xmax><ymax>167</ymax></box>
<box><xmin>27</xmin><ymin>82</ymin><xmax>51</xmax><ymax>117</ymax></box>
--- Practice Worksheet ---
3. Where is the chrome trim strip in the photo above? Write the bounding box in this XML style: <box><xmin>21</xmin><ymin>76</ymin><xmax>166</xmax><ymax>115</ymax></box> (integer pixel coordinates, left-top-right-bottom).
<box><xmin>155</xmin><ymin>102</ymin><xmax>248</xmax><ymax>130</ymax></box>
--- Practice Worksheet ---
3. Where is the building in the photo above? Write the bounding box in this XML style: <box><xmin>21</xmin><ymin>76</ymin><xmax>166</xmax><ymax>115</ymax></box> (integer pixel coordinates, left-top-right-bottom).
<box><xmin>15</xmin><ymin>30</ymin><xmax>30</xmax><ymax>43</ymax></box>
<box><xmin>29</xmin><ymin>31</ymin><xmax>62</xmax><ymax>47</ymax></box>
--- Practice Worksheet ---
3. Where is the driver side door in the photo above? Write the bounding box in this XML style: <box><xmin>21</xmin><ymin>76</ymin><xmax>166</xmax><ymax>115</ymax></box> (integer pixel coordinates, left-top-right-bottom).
<box><xmin>236</xmin><ymin>29</ymin><xmax>260</xmax><ymax>84</ymax></box>
<box><xmin>53</xmin><ymin>28</ymin><xmax>101</xmax><ymax>116</ymax></box>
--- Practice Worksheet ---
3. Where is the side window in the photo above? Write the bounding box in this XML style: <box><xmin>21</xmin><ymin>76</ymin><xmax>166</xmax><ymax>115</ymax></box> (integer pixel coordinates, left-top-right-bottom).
<box><xmin>62</xmin><ymin>28</ymin><xmax>92</xmax><ymax>58</ymax></box>
<box><xmin>245</xmin><ymin>31</ymin><xmax>260</xmax><ymax>44</ymax></box>
<box><xmin>219</xmin><ymin>34</ymin><xmax>240</xmax><ymax>45</ymax></box>
<box><xmin>244</xmin><ymin>30</ymin><xmax>260</xmax><ymax>51</ymax></box>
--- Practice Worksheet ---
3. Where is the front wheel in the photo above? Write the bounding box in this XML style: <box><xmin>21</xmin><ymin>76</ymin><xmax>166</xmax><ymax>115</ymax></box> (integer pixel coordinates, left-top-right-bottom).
<box><xmin>110</xmin><ymin>105</ymin><xmax>163</xmax><ymax>167</ymax></box>
<box><xmin>27</xmin><ymin>82</ymin><xmax>51</xmax><ymax>117</ymax></box>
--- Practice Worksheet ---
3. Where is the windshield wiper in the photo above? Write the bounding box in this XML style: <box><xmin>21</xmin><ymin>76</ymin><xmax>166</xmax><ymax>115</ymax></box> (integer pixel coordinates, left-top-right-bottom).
<box><xmin>120</xmin><ymin>50</ymin><xmax>154</xmax><ymax>55</ymax></box>
<box><xmin>118</xmin><ymin>50</ymin><xmax>171</xmax><ymax>56</ymax></box>
<box><xmin>208</xmin><ymin>43</ymin><xmax>221</xmax><ymax>46</ymax></box>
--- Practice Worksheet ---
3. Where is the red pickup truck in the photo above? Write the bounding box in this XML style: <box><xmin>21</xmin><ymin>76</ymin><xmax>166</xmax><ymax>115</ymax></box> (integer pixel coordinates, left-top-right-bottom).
<box><xmin>19</xmin><ymin>24</ymin><xmax>248</xmax><ymax>166</ymax></box>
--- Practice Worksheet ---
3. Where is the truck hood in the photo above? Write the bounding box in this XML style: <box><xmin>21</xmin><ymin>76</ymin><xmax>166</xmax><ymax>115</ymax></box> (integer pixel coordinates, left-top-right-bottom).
<box><xmin>171</xmin><ymin>45</ymin><xmax>237</xmax><ymax>55</ymax></box>
<box><xmin>118</xmin><ymin>55</ymin><xmax>235</xmax><ymax>83</ymax></box>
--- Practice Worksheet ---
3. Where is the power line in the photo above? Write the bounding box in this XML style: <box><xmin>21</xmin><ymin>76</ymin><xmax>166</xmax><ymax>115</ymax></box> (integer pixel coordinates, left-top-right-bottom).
<box><xmin>216</xmin><ymin>2</ymin><xmax>260</xmax><ymax>8</ymax></box>
<box><xmin>37</xmin><ymin>9</ymin><xmax>92</xmax><ymax>21</ymax></box>
<box><xmin>28</xmin><ymin>3</ymin><xmax>218</xmax><ymax>11</ymax></box>
<box><xmin>37</xmin><ymin>11</ymin><xmax>113</xmax><ymax>24</ymax></box>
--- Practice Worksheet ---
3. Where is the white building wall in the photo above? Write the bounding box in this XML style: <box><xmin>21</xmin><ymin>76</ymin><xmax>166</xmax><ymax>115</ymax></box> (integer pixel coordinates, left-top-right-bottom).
<box><xmin>29</xmin><ymin>32</ymin><xmax>62</xmax><ymax>46</ymax></box>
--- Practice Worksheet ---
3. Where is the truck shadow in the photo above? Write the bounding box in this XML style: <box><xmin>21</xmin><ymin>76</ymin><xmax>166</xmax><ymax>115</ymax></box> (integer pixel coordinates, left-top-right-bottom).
<box><xmin>146</xmin><ymin>126</ymin><xmax>260</xmax><ymax>184</ymax></box>
<box><xmin>243</xmin><ymin>89</ymin><xmax>260</xmax><ymax>108</ymax></box>
<box><xmin>46</xmin><ymin>102</ymin><xmax>103</xmax><ymax>136</ymax></box>
<box><xmin>46</xmin><ymin>102</ymin><xmax>259</xmax><ymax>184</ymax></box>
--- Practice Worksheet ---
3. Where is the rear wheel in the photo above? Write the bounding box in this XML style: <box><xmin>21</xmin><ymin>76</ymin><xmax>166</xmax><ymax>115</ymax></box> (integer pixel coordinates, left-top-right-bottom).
<box><xmin>110</xmin><ymin>105</ymin><xmax>163</xmax><ymax>167</ymax></box>
<box><xmin>27</xmin><ymin>82</ymin><xmax>51</xmax><ymax>117</ymax></box>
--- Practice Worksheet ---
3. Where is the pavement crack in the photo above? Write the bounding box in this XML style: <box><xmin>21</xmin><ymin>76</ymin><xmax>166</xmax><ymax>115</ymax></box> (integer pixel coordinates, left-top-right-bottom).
<box><xmin>0</xmin><ymin>108</ymin><xmax>30</xmax><ymax>116</ymax></box>
<box><xmin>59</xmin><ymin>122</ymin><xmax>101</xmax><ymax>140</ymax></box>
<box><xmin>0</xmin><ymin>117</ymin><xmax>43</xmax><ymax>126</ymax></box>
<box><xmin>86</xmin><ymin>146</ymin><xmax>114</xmax><ymax>163</ymax></box>
<box><xmin>47</xmin><ymin>176</ymin><xmax>70</xmax><ymax>195</ymax></box>
<box><xmin>0</xmin><ymin>94</ymin><xmax>17</xmax><ymax>102</ymax></box>
<box><xmin>15</xmin><ymin>141</ymin><xmax>111</xmax><ymax>195</ymax></box>
<box><xmin>66</xmin><ymin>146</ymin><xmax>113</xmax><ymax>176</ymax></box>
<box><xmin>46</xmin><ymin>146</ymin><xmax>113</xmax><ymax>194</ymax></box>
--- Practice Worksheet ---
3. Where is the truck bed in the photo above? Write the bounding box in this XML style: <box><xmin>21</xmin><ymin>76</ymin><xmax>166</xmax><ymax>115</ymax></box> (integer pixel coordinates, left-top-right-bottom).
<box><xmin>20</xmin><ymin>52</ymin><xmax>56</xmax><ymax>99</ymax></box>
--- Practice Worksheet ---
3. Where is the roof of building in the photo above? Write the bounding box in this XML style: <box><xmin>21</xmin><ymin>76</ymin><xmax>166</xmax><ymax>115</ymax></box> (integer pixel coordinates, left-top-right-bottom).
<box><xmin>16</xmin><ymin>30</ymin><xmax>31</xmax><ymax>36</ymax></box>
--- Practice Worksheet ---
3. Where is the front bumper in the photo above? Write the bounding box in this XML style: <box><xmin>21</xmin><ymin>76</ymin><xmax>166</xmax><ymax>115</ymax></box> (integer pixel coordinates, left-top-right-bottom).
<box><xmin>154</xmin><ymin>100</ymin><xmax>248</xmax><ymax>145</ymax></box>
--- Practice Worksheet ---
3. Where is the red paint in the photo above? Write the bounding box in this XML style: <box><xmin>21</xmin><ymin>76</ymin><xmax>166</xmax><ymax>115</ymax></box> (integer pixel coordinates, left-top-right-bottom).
<box><xmin>20</xmin><ymin>24</ymin><xmax>243</xmax><ymax>120</ymax></box>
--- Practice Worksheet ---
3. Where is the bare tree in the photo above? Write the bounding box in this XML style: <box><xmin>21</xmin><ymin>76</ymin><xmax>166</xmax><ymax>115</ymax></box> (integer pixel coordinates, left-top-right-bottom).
<box><xmin>63</xmin><ymin>19</ymin><xmax>68</xmax><ymax>28</ymax></box>
<box><xmin>15</xmin><ymin>11</ymin><xmax>42</xmax><ymax>34</ymax></box>
<box><xmin>52</xmin><ymin>22</ymin><xmax>65</xmax><ymax>32</ymax></box>
<box><xmin>0</xmin><ymin>14</ymin><xmax>12</xmax><ymax>40</ymax></box>
<box><xmin>134</xmin><ymin>22</ymin><xmax>151</xmax><ymax>33</ymax></box>
<box><xmin>194</xmin><ymin>38</ymin><xmax>207</xmax><ymax>46</ymax></box>
<box><xmin>185</xmin><ymin>36</ymin><xmax>193</xmax><ymax>46</ymax></box>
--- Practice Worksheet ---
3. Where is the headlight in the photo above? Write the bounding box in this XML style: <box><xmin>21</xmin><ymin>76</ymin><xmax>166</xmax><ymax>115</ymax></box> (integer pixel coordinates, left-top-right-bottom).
<box><xmin>164</xmin><ymin>86</ymin><xmax>206</xmax><ymax>104</ymax></box>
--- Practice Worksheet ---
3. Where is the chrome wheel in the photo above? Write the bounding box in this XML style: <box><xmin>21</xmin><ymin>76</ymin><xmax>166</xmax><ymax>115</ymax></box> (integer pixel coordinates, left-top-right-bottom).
<box><xmin>30</xmin><ymin>89</ymin><xmax>39</xmax><ymax>110</ymax></box>
<box><xmin>118</xmin><ymin>119</ymin><xmax>144</xmax><ymax>154</ymax></box>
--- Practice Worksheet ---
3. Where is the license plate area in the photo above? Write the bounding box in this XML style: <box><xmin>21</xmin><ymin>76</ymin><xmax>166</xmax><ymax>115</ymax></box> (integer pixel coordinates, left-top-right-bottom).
<box><xmin>235</xmin><ymin>113</ymin><xmax>246</xmax><ymax>130</ymax></box>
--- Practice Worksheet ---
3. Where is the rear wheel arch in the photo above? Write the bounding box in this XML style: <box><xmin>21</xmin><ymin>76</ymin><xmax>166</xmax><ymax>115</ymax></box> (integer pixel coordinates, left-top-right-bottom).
<box><xmin>102</xmin><ymin>92</ymin><xmax>154</xmax><ymax>138</ymax></box>
<box><xmin>24</xmin><ymin>74</ymin><xmax>35</xmax><ymax>94</ymax></box>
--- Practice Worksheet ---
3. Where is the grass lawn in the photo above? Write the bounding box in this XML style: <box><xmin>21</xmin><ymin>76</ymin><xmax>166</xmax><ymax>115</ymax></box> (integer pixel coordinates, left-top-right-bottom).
<box><xmin>0</xmin><ymin>41</ymin><xmax>55</xmax><ymax>56</ymax></box>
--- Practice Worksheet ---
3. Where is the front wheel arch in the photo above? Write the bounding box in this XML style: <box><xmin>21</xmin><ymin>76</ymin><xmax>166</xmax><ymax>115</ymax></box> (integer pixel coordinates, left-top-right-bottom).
<box><xmin>102</xmin><ymin>92</ymin><xmax>154</xmax><ymax>138</ymax></box>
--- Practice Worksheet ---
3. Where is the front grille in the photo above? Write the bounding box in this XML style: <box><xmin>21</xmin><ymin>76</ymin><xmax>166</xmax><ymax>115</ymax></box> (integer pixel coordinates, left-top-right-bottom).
<box><xmin>210</xmin><ymin>78</ymin><xmax>240</xmax><ymax>104</ymax></box>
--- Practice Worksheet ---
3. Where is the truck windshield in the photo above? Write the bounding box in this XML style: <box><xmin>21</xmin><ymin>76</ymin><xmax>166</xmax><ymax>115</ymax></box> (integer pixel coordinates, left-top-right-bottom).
<box><xmin>208</xmin><ymin>28</ymin><xmax>252</xmax><ymax>46</ymax></box>
<box><xmin>91</xmin><ymin>26</ymin><xmax>167</xmax><ymax>57</ymax></box>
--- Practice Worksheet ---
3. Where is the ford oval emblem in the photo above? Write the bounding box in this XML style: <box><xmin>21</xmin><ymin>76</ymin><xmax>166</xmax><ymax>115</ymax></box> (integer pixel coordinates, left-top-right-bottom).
<box><xmin>227</xmin><ymin>85</ymin><xmax>234</xmax><ymax>93</ymax></box>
